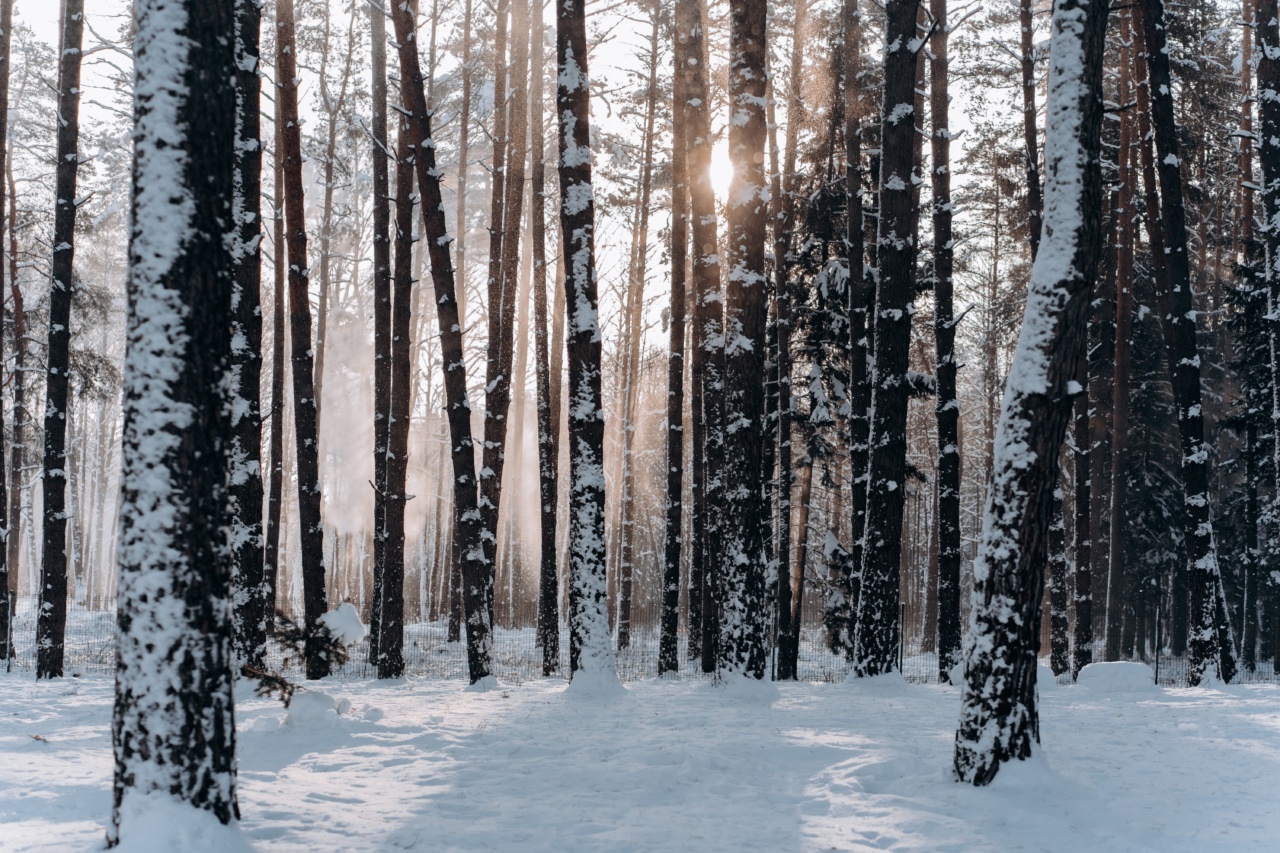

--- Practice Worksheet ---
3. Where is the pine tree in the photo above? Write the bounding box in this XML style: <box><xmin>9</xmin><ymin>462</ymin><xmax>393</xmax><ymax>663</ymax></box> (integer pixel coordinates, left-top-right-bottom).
<box><xmin>0</xmin><ymin>0</ymin><xmax>13</xmax><ymax>663</ymax></box>
<box><xmin>111</xmin><ymin>0</ymin><xmax>240</xmax><ymax>839</ymax></box>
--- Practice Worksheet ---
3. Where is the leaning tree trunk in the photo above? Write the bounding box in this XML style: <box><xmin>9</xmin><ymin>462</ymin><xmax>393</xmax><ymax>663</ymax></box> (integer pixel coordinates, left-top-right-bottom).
<box><xmin>954</xmin><ymin>0</ymin><xmax>1108</xmax><ymax>786</ymax></box>
<box><xmin>929</xmin><ymin>0</ymin><xmax>961</xmax><ymax>681</ymax></box>
<box><xmin>37</xmin><ymin>0</ymin><xmax>84</xmax><ymax>680</ymax></box>
<box><xmin>231</xmin><ymin>0</ymin><xmax>267</xmax><ymax>669</ymax></box>
<box><xmin>110</xmin><ymin>0</ymin><xmax>240</xmax><ymax>839</ymax></box>
<box><xmin>556</xmin><ymin>0</ymin><xmax>617</xmax><ymax>682</ymax></box>
<box><xmin>391</xmin><ymin>0</ymin><xmax>494</xmax><ymax>682</ymax></box>
<box><xmin>530</xmin><ymin>0</ymin><xmax>560</xmax><ymax>676</ymax></box>
<box><xmin>277</xmin><ymin>0</ymin><xmax>331</xmax><ymax>680</ymax></box>
<box><xmin>1140</xmin><ymin>0</ymin><xmax>1237</xmax><ymax>685</ymax></box>
<box><xmin>0</xmin><ymin>0</ymin><xmax>13</xmax><ymax>662</ymax></box>
<box><xmin>853</xmin><ymin>0</ymin><xmax>922</xmax><ymax>678</ymax></box>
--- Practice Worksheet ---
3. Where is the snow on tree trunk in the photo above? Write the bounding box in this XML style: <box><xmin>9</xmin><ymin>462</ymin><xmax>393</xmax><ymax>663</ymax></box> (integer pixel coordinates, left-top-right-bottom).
<box><xmin>391</xmin><ymin>0</ymin><xmax>494</xmax><ymax>683</ymax></box>
<box><xmin>1048</xmin><ymin>484</ymin><xmax>1070</xmax><ymax>675</ymax></box>
<box><xmin>230</xmin><ymin>0</ymin><xmax>266</xmax><ymax>670</ymax></box>
<box><xmin>1071</xmin><ymin>369</ymin><xmax>1091</xmax><ymax>680</ymax></box>
<box><xmin>1259</xmin><ymin>0</ymin><xmax>1280</xmax><ymax>674</ymax></box>
<box><xmin>556</xmin><ymin>0</ymin><xmax>617</xmax><ymax>684</ymax></box>
<box><xmin>111</xmin><ymin>0</ymin><xmax>240</xmax><ymax>840</ymax></box>
<box><xmin>277</xmin><ymin>0</ymin><xmax>331</xmax><ymax>680</ymax></box>
<box><xmin>929</xmin><ymin>0</ymin><xmax>961</xmax><ymax>681</ymax></box>
<box><xmin>36</xmin><ymin>0</ymin><xmax>84</xmax><ymax>680</ymax></box>
<box><xmin>853</xmin><ymin>0</ymin><xmax>923</xmax><ymax>679</ymax></box>
<box><xmin>954</xmin><ymin>0</ymin><xmax>1108</xmax><ymax>786</ymax></box>
<box><xmin>1139</xmin><ymin>0</ymin><xmax>1237</xmax><ymax>686</ymax></box>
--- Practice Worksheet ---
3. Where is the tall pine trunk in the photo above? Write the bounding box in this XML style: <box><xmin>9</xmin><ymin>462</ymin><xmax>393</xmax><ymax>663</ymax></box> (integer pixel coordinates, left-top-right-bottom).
<box><xmin>36</xmin><ymin>0</ymin><xmax>84</xmax><ymax>679</ymax></box>
<box><xmin>277</xmin><ymin>0</ymin><xmax>331</xmax><ymax>679</ymax></box>
<box><xmin>0</xmin><ymin>0</ymin><xmax>13</xmax><ymax>662</ymax></box>
<box><xmin>264</xmin><ymin>92</ymin><xmax>286</xmax><ymax>630</ymax></box>
<box><xmin>954</xmin><ymin>0</ymin><xmax>1108</xmax><ymax>785</ymax></box>
<box><xmin>391</xmin><ymin>0</ymin><xmax>494</xmax><ymax>682</ymax></box>
<box><xmin>111</xmin><ymin>0</ymin><xmax>239</xmax><ymax>837</ymax></box>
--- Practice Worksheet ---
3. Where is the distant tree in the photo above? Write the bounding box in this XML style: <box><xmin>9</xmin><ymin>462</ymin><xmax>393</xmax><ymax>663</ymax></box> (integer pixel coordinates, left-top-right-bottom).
<box><xmin>0</xmin><ymin>0</ymin><xmax>13</xmax><ymax>663</ymax></box>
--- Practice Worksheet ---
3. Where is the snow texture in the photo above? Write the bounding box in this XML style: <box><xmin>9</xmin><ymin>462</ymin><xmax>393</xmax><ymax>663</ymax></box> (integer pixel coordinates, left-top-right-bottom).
<box><xmin>318</xmin><ymin>602</ymin><xmax>368</xmax><ymax>645</ymax></box>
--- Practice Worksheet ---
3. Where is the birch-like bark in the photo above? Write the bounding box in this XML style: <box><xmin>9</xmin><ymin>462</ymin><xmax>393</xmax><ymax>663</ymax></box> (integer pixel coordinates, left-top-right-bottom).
<box><xmin>954</xmin><ymin>0</ymin><xmax>1108</xmax><ymax>785</ymax></box>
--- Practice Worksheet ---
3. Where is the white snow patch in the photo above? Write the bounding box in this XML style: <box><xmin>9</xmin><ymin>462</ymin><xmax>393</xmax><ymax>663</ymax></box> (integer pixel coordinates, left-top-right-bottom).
<box><xmin>318</xmin><ymin>602</ymin><xmax>367</xmax><ymax>645</ymax></box>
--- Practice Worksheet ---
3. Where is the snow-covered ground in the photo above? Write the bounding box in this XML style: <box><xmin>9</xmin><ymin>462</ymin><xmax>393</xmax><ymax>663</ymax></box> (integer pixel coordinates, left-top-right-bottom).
<box><xmin>3</xmin><ymin>666</ymin><xmax>1279</xmax><ymax>851</ymax></box>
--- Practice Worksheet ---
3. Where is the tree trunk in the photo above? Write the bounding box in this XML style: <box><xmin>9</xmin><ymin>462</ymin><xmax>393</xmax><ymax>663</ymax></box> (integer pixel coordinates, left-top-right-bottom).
<box><xmin>1259</xmin><ymin>0</ymin><xmax>1280</xmax><ymax>671</ymax></box>
<box><xmin>556</xmin><ymin>0</ymin><xmax>617</xmax><ymax>682</ymax></box>
<box><xmin>264</xmin><ymin>87</ymin><xmax>287</xmax><ymax>631</ymax></box>
<box><xmin>111</xmin><ymin>0</ymin><xmax>239</xmax><ymax>837</ymax></box>
<box><xmin>277</xmin><ymin>0</ymin><xmax>331</xmax><ymax>679</ymax></box>
<box><xmin>954</xmin><ymin>0</ymin><xmax>1108</xmax><ymax>785</ymax></box>
<box><xmin>853</xmin><ymin>0</ymin><xmax>922</xmax><ymax>678</ymax></box>
<box><xmin>0</xmin><ymin>0</ymin><xmax>13</xmax><ymax>662</ymax></box>
<box><xmin>1048</xmin><ymin>482</ymin><xmax>1070</xmax><ymax>675</ymax></box>
<box><xmin>231</xmin><ymin>0</ymin><xmax>266</xmax><ymax>669</ymax></box>
<box><xmin>930</xmin><ymin>0</ymin><xmax>961</xmax><ymax>680</ymax></box>
<box><xmin>37</xmin><ymin>0</ymin><xmax>84</xmax><ymax>680</ymax></box>
<box><xmin>391</xmin><ymin>0</ymin><xmax>494</xmax><ymax>682</ymax></box>
<box><xmin>1140</xmin><ymin>0</ymin><xmax>1237</xmax><ymax>685</ymax></box>
<box><xmin>1019</xmin><ymin>0</ymin><xmax>1043</xmax><ymax>260</ymax></box>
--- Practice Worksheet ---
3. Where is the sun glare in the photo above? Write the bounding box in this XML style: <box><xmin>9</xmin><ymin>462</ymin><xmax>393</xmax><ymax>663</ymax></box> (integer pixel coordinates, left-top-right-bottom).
<box><xmin>710</xmin><ymin>140</ymin><xmax>734</xmax><ymax>200</ymax></box>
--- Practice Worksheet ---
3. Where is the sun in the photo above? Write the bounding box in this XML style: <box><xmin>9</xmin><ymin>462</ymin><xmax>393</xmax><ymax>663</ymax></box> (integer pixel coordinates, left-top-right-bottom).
<box><xmin>710</xmin><ymin>139</ymin><xmax>734</xmax><ymax>200</ymax></box>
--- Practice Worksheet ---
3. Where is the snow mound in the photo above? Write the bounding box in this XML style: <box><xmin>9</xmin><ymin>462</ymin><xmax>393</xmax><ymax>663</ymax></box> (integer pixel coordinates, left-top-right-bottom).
<box><xmin>113</xmin><ymin>793</ymin><xmax>256</xmax><ymax>853</ymax></box>
<box><xmin>713</xmin><ymin>673</ymin><xmax>779</xmax><ymax>703</ymax></box>
<box><xmin>463</xmin><ymin>675</ymin><xmax>501</xmax><ymax>693</ymax></box>
<box><xmin>285</xmin><ymin>691</ymin><xmax>346</xmax><ymax>727</ymax></box>
<box><xmin>318</xmin><ymin>602</ymin><xmax>367</xmax><ymax>644</ymax></box>
<box><xmin>564</xmin><ymin>667</ymin><xmax>627</xmax><ymax>700</ymax></box>
<box><xmin>1038</xmin><ymin>663</ymin><xmax>1060</xmax><ymax>690</ymax></box>
<box><xmin>1077</xmin><ymin>662</ymin><xmax>1158</xmax><ymax>694</ymax></box>
<box><xmin>843</xmin><ymin>670</ymin><xmax>910</xmax><ymax>694</ymax></box>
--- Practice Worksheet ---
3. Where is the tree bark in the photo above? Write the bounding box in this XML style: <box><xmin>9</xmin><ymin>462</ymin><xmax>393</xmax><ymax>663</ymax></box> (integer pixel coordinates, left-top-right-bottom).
<box><xmin>1019</xmin><ymin>0</ymin><xmax>1043</xmax><ymax>260</ymax></box>
<box><xmin>277</xmin><ymin>0</ymin><xmax>331</xmax><ymax>679</ymax></box>
<box><xmin>556</xmin><ymin>0</ymin><xmax>617</xmax><ymax>681</ymax></box>
<box><xmin>231</xmin><ymin>0</ymin><xmax>266</xmax><ymax>669</ymax></box>
<box><xmin>954</xmin><ymin>0</ymin><xmax>1108</xmax><ymax>785</ymax></box>
<box><xmin>1140</xmin><ymin>0</ymin><xmax>1238</xmax><ymax>685</ymax></box>
<box><xmin>0</xmin><ymin>0</ymin><xmax>13</xmax><ymax>662</ymax></box>
<box><xmin>264</xmin><ymin>87</ymin><xmax>286</xmax><ymax>631</ymax></box>
<box><xmin>37</xmin><ymin>0</ymin><xmax>84</xmax><ymax>679</ymax></box>
<box><xmin>853</xmin><ymin>0</ymin><xmax>923</xmax><ymax>678</ymax></box>
<box><xmin>111</xmin><ymin>0</ymin><xmax>239</xmax><ymax>837</ymax></box>
<box><xmin>391</xmin><ymin>0</ymin><xmax>494</xmax><ymax>682</ymax></box>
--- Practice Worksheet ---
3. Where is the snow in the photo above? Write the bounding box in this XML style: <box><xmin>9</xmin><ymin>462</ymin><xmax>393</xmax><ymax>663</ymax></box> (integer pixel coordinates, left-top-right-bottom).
<box><xmin>318</xmin><ymin>602</ymin><xmax>367</xmax><ymax>645</ymax></box>
<box><xmin>1076</xmin><ymin>662</ymin><xmax>1159</xmax><ymax>694</ymax></box>
<box><xmin>6</xmin><ymin>673</ymin><xmax>1280</xmax><ymax>851</ymax></box>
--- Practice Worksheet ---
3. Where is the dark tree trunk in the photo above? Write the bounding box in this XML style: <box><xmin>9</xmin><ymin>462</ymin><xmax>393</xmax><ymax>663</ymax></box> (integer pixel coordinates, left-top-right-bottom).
<box><xmin>111</xmin><ymin>0</ymin><xmax>239</xmax><ymax>838</ymax></box>
<box><xmin>1140</xmin><ymin>0</ymin><xmax>1237</xmax><ymax>685</ymax></box>
<box><xmin>929</xmin><ymin>0</ymin><xmax>961</xmax><ymax>680</ymax></box>
<box><xmin>0</xmin><ymin>0</ymin><xmax>13</xmax><ymax>662</ymax></box>
<box><xmin>556</xmin><ymin>0</ymin><xmax>616</xmax><ymax>681</ymax></box>
<box><xmin>954</xmin><ymin>0</ymin><xmax>1108</xmax><ymax>785</ymax></box>
<box><xmin>1019</xmin><ymin>0</ymin><xmax>1043</xmax><ymax>260</ymax></box>
<box><xmin>6</xmin><ymin>163</ymin><xmax>22</xmax><ymax>642</ymax></box>
<box><xmin>391</xmin><ymin>0</ymin><xmax>494</xmax><ymax>682</ymax></box>
<box><xmin>231</xmin><ymin>0</ymin><xmax>267</xmax><ymax>669</ymax></box>
<box><xmin>37</xmin><ymin>0</ymin><xmax>84</xmax><ymax>680</ymax></box>
<box><xmin>277</xmin><ymin>0</ymin><xmax>331</xmax><ymax>680</ymax></box>
<box><xmin>264</xmin><ymin>93</ymin><xmax>286</xmax><ymax>630</ymax></box>
<box><xmin>1048</xmin><ymin>482</ymin><xmax>1070</xmax><ymax>675</ymax></box>
<box><xmin>531</xmin><ymin>0</ymin><xmax>560</xmax><ymax>676</ymax></box>
<box><xmin>370</xmin><ymin>0</ymin><xmax>392</xmax><ymax>666</ymax></box>
<box><xmin>853</xmin><ymin>0</ymin><xmax>922</xmax><ymax>678</ymax></box>
<box><xmin>1259</xmin><ymin>0</ymin><xmax>1280</xmax><ymax>671</ymax></box>
<box><xmin>660</xmin><ymin>0</ymin><xmax>688</xmax><ymax>677</ymax></box>
<box><xmin>718</xmin><ymin>0</ymin><xmax>770</xmax><ymax>680</ymax></box>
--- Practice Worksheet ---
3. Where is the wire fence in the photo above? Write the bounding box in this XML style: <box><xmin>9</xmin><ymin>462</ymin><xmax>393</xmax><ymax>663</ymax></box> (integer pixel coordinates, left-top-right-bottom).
<box><xmin>5</xmin><ymin>596</ymin><xmax>1277</xmax><ymax>687</ymax></box>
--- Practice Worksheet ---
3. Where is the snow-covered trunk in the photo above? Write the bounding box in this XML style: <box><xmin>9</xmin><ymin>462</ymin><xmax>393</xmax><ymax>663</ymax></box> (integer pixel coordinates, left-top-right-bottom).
<box><xmin>661</xmin><ymin>0</ymin><xmax>688</xmax><ymax>676</ymax></box>
<box><xmin>679</xmin><ymin>0</ymin><xmax>723</xmax><ymax>671</ymax></box>
<box><xmin>6</xmin><ymin>162</ymin><xmax>24</xmax><ymax>623</ymax></box>
<box><xmin>717</xmin><ymin>0</ymin><xmax>770</xmax><ymax>681</ymax></box>
<box><xmin>36</xmin><ymin>0</ymin><xmax>84</xmax><ymax>680</ymax></box>
<box><xmin>1260</xmin><ymin>0</ymin><xmax>1280</xmax><ymax>671</ymax></box>
<box><xmin>1140</xmin><ymin>0</ymin><xmax>1237</xmax><ymax>686</ymax></box>
<box><xmin>391</xmin><ymin>0</ymin><xmax>494</xmax><ymax>683</ymax></box>
<box><xmin>1048</xmin><ymin>483</ymin><xmax>1070</xmax><ymax>675</ymax></box>
<box><xmin>852</xmin><ymin>0</ymin><xmax>922</xmax><ymax>679</ymax></box>
<box><xmin>381</xmin><ymin>92</ymin><xmax>416</xmax><ymax>680</ymax></box>
<box><xmin>1019</xmin><ymin>0</ymin><xmax>1043</xmax><ymax>261</ymax></box>
<box><xmin>842</xmin><ymin>0</ymin><xmax>869</xmax><ymax>654</ymax></box>
<box><xmin>953</xmin><ymin>0</ymin><xmax>1107</xmax><ymax>786</ymax></box>
<box><xmin>230</xmin><ymin>0</ymin><xmax>266</xmax><ymax>670</ymax></box>
<box><xmin>1245</xmin><ymin>421</ymin><xmax>1261</xmax><ymax>671</ymax></box>
<box><xmin>277</xmin><ymin>0</ymin><xmax>331</xmax><ymax>680</ymax></box>
<box><xmin>263</xmin><ymin>102</ymin><xmax>286</xmax><ymax>630</ymax></box>
<box><xmin>555</xmin><ymin>0</ymin><xmax>617</xmax><ymax>682</ymax></box>
<box><xmin>929</xmin><ymin>0</ymin><xmax>961</xmax><ymax>681</ymax></box>
<box><xmin>369</xmin><ymin>0</ymin><xmax>392</xmax><ymax>667</ymax></box>
<box><xmin>0</xmin><ymin>0</ymin><xmax>12</xmax><ymax>663</ymax></box>
<box><xmin>530</xmin><ymin>0</ymin><xmax>560</xmax><ymax>676</ymax></box>
<box><xmin>111</xmin><ymin>0</ymin><xmax>239</xmax><ymax>838</ymax></box>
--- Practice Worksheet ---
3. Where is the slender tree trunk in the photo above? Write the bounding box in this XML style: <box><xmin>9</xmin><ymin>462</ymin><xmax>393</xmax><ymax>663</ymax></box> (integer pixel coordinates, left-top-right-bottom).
<box><xmin>530</xmin><ymin>0</ymin><xmax>560</xmax><ymax>676</ymax></box>
<box><xmin>391</xmin><ymin>0</ymin><xmax>494</xmax><ymax>682</ymax></box>
<box><xmin>1259</xmin><ymin>0</ymin><xmax>1280</xmax><ymax>671</ymax></box>
<box><xmin>1019</xmin><ymin>0</ymin><xmax>1043</xmax><ymax>260</ymax></box>
<box><xmin>231</xmin><ymin>0</ymin><xmax>266</xmax><ymax>669</ymax></box>
<box><xmin>264</xmin><ymin>91</ymin><xmax>286</xmax><ymax>630</ymax></box>
<box><xmin>556</xmin><ymin>0</ymin><xmax>617</xmax><ymax>682</ymax></box>
<box><xmin>111</xmin><ymin>0</ymin><xmax>239</xmax><ymax>837</ymax></box>
<box><xmin>930</xmin><ymin>0</ymin><xmax>961</xmax><ymax>680</ymax></box>
<box><xmin>853</xmin><ymin>0</ymin><xmax>923</xmax><ymax>678</ymax></box>
<box><xmin>1140</xmin><ymin>0</ymin><xmax>1237</xmax><ymax>685</ymax></box>
<box><xmin>954</xmin><ymin>0</ymin><xmax>1108</xmax><ymax>785</ymax></box>
<box><xmin>454</xmin><ymin>0</ymin><xmax>473</xmax><ymax>345</ymax></box>
<box><xmin>5</xmin><ymin>161</ymin><xmax>21</xmax><ymax>628</ymax></box>
<box><xmin>0</xmin><ymin>0</ymin><xmax>13</xmax><ymax>662</ymax></box>
<box><xmin>1048</xmin><ymin>481</ymin><xmax>1070</xmax><ymax>675</ymax></box>
<box><xmin>36</xmin><ymin>0</ymin><xmax>84</xmax><ymax>680</ymax></box>
<box><xmin>277</xmin><ymin>0</ymin><xmax>331</xmax><ymax>679</ymax></box>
